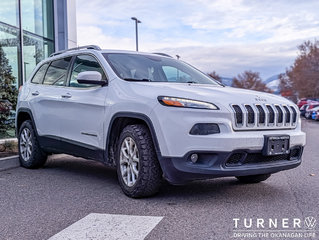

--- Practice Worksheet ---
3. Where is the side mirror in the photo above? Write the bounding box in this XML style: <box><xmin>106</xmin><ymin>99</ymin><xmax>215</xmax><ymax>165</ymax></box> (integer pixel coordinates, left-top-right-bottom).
<box><xmin>76</xmin><ymin>71</ymin><xmax>107</xmax><ymax>86</ymax></box>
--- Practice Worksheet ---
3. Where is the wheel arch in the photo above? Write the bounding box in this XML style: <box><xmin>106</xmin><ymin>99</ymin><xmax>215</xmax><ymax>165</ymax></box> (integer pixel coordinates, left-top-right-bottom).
<box><xmin>16</xmin><ymin>108</ymin><xmax>37</xmax><ymax>136</ymax></box>
<box><xmin>106</xmin><ymin>112</ymin><xmax>162</xmax><ymax>166</ymax></box>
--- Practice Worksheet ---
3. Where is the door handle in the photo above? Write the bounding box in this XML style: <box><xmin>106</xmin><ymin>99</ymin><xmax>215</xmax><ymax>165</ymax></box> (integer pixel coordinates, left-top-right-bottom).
<box><xmin>31</xmin><ymin>91</ymin><xmax>39</xmax><ymax>96</ymax></box>
<box><xmin>61</xmin><ymin>93</ymin><xmax>72</xmax><ymax>99</ymax></box>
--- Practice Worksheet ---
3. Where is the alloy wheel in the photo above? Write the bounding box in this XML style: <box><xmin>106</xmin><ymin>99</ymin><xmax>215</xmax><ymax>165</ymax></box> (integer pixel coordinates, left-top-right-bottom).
<box><xmin>119</xmin><ymin>137</ymin><xmax>139</xmax><ymax>187</ymax></box>
<box><xmin>20</xmin><ymin>128</ymin><xmax>32</xmax><ymax>161</ymax></box>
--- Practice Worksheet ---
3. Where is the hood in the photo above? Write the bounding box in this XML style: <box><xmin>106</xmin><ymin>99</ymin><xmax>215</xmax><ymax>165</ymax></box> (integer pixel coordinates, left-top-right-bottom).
<box><xmin>128</xmin><ymin>82</ymin><xmax>293</xmax><ymax>109</ymax></box>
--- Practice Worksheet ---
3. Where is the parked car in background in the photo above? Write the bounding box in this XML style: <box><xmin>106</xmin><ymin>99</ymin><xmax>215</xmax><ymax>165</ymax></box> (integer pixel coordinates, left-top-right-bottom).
<box><xmin>297</xmin><ymin>98</ymin><xmax>308</xmax><ymax>108</ymax></box>
<box><xmin>300</xmin><ymin>104</ymin><xmax>309</xmax><ymax>117</ymax></box>
<box><xmin>310</xmin><ymin>107</ymin><xmax>319</xmax><ymax>120</ymax></box>
<box><xmin>305</xmin><ymin>104</ymin><xmax>319</xmax><ymax>119</ymax></box>
<box><xmin>297</xmin><ymin>98</ymin><xmax>319</xmax><ymax>109</ymax></box>
<box><xmin>314</xmin><ymin>110</ymin><xmax>319</xmax><ymax>121</ymax></box>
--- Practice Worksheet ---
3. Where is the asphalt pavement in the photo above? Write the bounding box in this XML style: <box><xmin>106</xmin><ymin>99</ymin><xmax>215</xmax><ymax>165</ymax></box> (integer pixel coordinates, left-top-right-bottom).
<box><xmin>0</xmin><ymin>120</ymin><xmax>318</xmax><ymax>240</ymax></box>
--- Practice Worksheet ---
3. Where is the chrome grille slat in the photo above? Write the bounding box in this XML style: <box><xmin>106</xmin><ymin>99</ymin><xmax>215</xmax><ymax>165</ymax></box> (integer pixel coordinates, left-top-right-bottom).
<box><xmin>283</xmin><ymin>105</ymin><xmax>291</xmax><ymax>124</ymax></box>
<box><xmin>232</xmin><ymin>105</ymin><xmax>243</xmax><ymax>125</ymax></box>
<box><xmin>231</xmin><ymin>104</ymin><xmax>298</xmax><ymax>130</ymax></box>
<box><xmin>245</xmin><ymin>105</ymin><xmax>255</xmax><ymax>125</ymax></box>
<box><xmin>266</xmin><ymin>105</ymin><xmax>275</xmax><ymax>124</ymax></box>
<box><xmin>256</xmin><ymin>105</ymin><xmax>265</xmax><ymax>124</ymax></box>
<box><xmin>275</xmin><ymin>105</ymin><xmax>283</xmax><ymax>124</ymax></box>
<box><xmin>290</xmin><ymin>106</ymin><xmax>297</xmax><ymax>124</ymax></box>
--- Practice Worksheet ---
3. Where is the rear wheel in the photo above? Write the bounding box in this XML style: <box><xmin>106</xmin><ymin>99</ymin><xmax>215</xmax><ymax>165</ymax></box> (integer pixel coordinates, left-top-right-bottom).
<box><xmin>116</xmin><ymin>124</ymin><xmax>162</xmax><ymax>198</ymax></box>
<box><xmin>18</xmin><ymin>120</ymin><xmax>47</xmax><ymax>168</ymax></box>
<box><xmin>236</xmin><ymin>174</ymin><xmax>271</xmax><ymax>183</ymax></box>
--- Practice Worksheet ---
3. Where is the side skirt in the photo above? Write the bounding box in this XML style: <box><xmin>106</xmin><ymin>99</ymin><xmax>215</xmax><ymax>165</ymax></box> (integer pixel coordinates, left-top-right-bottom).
<box><xmin>38</xmin><ymin>135</ymin><xmax>107</xmax><ymax>165</ymax></box>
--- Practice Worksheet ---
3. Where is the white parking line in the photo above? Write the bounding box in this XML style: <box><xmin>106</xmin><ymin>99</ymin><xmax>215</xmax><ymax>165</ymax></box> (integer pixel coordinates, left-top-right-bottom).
<box><xmin>48</xmin><ymin>213</ymin><xmax>163</xmax><ymax>240</ymax></box>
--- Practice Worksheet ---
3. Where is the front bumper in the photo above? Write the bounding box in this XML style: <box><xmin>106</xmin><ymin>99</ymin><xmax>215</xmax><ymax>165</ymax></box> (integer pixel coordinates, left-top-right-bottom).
<box><xmin>159</xmin><ymin>146</ymin><xmax>303</xmax><ymax>184</ymax></box>
<box><xmin>151</xmin><ymin>104</ymin><xmax>306</xmax><ymax>157</ymax></box>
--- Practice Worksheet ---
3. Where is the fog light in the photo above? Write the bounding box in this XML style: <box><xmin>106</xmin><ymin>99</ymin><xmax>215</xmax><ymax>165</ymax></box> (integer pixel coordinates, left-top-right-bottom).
<box><xmin>189</xmin><ymin>123</ymin><xmax>220</xmax><ymax>135</ymax></box>
<box><xmin>190</xmin><ymin>153</ymin><xmax>198</xmax><ymax>163</ymax></box>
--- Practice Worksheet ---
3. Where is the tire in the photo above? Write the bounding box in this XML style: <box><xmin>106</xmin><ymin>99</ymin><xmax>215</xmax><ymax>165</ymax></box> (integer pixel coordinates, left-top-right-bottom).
<box><xmin>236</xmin><ymin>174</ymin><xmax>271</xmax><ymax>184</ymax></box>
<box><xmin>116</xmin><ymin>124</ymin><xmax>162</xmax><ymax>198</ymax></box>
<box><xmin>305</xmin><ymin>112</ymin><xmax>311</xmax><ymax>119</ymax></box>
<box><xmin>18</xmin><ymin>120</ymin><xmax>47</xmax><ymax>169</ymax></box>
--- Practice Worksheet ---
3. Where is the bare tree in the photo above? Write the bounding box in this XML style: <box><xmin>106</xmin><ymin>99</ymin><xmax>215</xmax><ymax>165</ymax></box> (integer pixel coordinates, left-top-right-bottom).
<box><xmin>208</xmin><ymin>71</ymin><xmax>222</xmax><ymax>83</ymax></box>
<box><xmin>278</xmin><ymin>73</ymin><xmax>297</xmax><ymax>102</ymax></box>
<box><xmin>285</xmin><ymin>40</ymin><xmax>319</xmax><ymax>98</ymax></box>
<box><xmin>232</xmin><ymin>70</ymin><xmax>272</xmax><ymax>93</ymax></box>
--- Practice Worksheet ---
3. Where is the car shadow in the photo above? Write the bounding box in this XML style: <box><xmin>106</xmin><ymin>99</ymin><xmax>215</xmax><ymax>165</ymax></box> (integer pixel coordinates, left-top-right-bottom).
<box><xmin>43</xmin><ymin>154</ymin><xmax>289</xmax><ymax>204</ymax></box>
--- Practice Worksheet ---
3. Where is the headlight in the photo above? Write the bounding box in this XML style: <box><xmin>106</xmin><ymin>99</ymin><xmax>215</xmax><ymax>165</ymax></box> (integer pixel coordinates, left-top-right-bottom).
<box><xmin>158</xmin><ymin>96</ymin><xmax>219</xmax><ymax>110</ymax></box>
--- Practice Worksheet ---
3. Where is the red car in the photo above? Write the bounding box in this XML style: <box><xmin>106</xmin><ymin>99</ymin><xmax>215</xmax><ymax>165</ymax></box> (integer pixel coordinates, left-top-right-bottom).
<box><xmin>297</xmin><ymin>98</ymin><xmax>319</xmax><ymax>108</ymax></box>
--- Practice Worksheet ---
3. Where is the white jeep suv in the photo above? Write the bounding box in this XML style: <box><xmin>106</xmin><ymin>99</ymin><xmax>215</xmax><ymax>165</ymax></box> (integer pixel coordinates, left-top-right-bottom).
<box><xmin>16</xmin><ymin>45</ymin><xmax>306</xmax><ymax>198</ymax></box>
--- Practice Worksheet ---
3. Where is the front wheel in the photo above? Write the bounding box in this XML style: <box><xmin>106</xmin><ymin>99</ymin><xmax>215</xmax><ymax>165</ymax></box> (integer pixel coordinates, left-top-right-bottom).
<box><xmin>236</xmin><ymin>174</ymin><xmax>271</xmax><ymax>183</ymax></box>
<box><xmin>116</xmin><ymin>124</ymin><xmax>162</xmax><ymax>198</ymax></box>
<box><xmin>18</xmin><ymin>120</ymin><xmax>47</xmax><ymax>168</ymax></box>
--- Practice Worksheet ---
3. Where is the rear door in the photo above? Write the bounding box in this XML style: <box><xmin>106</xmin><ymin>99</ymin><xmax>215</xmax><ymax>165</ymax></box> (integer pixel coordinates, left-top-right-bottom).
<box><xmin>29</xmin><ymin>57</ymin><xmax>72</xmax><ymax>139</ymax></box>
<box><xmin>59</xmin><ymin>54</ymin><xmax>108</xmax><ymax>150</ymax></box>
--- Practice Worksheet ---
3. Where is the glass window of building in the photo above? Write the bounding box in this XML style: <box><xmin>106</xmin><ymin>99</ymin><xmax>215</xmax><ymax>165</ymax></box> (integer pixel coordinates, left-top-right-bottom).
<box><xmin>0</xmin><ymin>0</ymin><xmax>72</xmax><ymax>139</ymax></box>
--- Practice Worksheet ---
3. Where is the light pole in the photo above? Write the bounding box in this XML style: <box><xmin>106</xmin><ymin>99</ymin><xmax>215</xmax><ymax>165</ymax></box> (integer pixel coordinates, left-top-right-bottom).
<box><xmin>131</xmin><ymin>17</ymin><xmax>141</xmax><ymax>51</ymax></box>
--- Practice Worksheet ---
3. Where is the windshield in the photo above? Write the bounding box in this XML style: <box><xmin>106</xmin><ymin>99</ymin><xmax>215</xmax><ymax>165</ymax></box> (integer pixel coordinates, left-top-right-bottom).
<box><xmin>103</xmin><ymin>53</ymin><xmax>219</xmax><ymax>85</ymax></box>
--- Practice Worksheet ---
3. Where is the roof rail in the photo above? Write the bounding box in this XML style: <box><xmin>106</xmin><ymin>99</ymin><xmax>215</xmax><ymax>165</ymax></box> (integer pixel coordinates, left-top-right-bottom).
<box><xmin>49</xmin><ymin>45</ymin><xmax>101</xmax><ymax>57</ymax></box>
<box><xmin>152</xmin><ymin>52</ymin><xmax>173</xmax><ymax>58</ymax></box>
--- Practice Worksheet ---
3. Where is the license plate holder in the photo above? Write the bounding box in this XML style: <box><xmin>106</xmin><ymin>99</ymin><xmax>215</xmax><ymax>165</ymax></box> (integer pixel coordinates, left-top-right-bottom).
<box><xmin>262</xmin><ymin>135</ymin><xmax>290</xmax><ymax>156</ymax></box>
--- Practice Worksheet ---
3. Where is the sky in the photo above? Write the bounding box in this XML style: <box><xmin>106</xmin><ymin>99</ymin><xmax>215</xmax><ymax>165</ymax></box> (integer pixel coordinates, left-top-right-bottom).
<box><xmin>76</xmin><ymin>0</ymin><xmax>319</xmax><ymax>80</ymax></box>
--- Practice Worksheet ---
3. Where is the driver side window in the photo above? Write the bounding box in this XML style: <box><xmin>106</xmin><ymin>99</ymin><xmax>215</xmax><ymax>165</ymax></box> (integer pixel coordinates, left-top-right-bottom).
<box><xmin>69</xmin><ymin>55</ymin><xmax>106</xmax><ymax>88</ymax></box>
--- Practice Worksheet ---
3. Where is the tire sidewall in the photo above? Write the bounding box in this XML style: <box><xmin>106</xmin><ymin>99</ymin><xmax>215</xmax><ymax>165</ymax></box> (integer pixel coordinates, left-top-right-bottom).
<box><xmin>116</xmin><ymin>129</ymin><xmax>143</xmax><ymax>195</ymax></box>
<box><xmin>18</xmin><ymin>121</ymin><xmax>36</xmax><ymax>168</ymax></box>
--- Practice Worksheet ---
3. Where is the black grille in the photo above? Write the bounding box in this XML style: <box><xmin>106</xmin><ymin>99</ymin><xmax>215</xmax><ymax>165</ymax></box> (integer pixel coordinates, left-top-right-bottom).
<box><xmin>245</xmin><ymin>153</ymin><xmax>289</xmax><ymax>164</ymax></box>
<box><xmin>283</xmin><ymin>106</ymin><xmax>291</xmax><ymax>123</ymax></box>
<box><xmin>266</xmin><ymin>105</ymin><xmax>275</xmax><ymax>123</ymax></box>
<box><xmin>226</xmin><ymin>153</ymin><xmax>244</xmax><ymax>165</ymax></box>
<box><xmin>290</xmin><ymin>147</ymin><xmax>302</xmax><ymax>159</ymax></box>
<box><xmin>245</xmin><ymin>105</ymin><xmax>255</xmax><ymax>124</ymax></box>
<box><xmin>275</xmin><ymin>105</ymin><xmax>283</xmax><ymax>123</ymax></box>
<box><xmin>256</xmin><ymin>105</ymin><xmax>265</xmax><ymax>124</ymax></box>
<box><xmin>290</xmin><ymin>106</ymin><xmax>297</xmax><ymax>123</ymax></box>
<box><xmin>225</xmin><ymin>147</ymin><xmax>302</xmax><ymax>167</ymax></box>
<box><xmin>233</xmin><ymin>105</ymin><xmax>243</xmax><ymax>124</ymax></box>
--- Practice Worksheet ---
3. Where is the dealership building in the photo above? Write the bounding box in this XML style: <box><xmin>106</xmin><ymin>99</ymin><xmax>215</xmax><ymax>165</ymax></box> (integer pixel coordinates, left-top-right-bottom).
<box><xmin>0</xmin><ymin>0</ymin><xmax>77</xmax><ymax>139</ymax></box>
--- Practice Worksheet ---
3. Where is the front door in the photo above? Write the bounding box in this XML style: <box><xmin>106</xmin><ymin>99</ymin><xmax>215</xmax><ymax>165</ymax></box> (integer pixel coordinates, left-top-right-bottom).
<box><xmin>58</xmin><ymin>54</ymin><xmax>108</xmax><ymax>151</ymax></box>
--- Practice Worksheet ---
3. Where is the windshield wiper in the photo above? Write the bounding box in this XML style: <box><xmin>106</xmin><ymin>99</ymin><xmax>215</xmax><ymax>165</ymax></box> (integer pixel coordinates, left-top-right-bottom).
<box><xmin>186</xmin><ymin>81</ymin><xmax>198</xmax><ymax>84</ymax></box>
<box><xmin>123</xmin><ymin>78</ymin><xmax>152</xmax><ymax>82</ymax></box>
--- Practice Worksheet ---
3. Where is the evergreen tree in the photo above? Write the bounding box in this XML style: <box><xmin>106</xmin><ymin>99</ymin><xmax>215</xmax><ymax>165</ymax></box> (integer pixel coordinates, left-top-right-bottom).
<box><xmin>0</xmin><ymin>44</ymin><xmax>18</xmax><ymax>132</ymax></box>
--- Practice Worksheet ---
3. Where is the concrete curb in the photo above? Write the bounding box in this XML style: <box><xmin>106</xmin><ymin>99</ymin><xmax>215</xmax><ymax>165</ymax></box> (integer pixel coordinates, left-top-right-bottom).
<box><xmin>0</xmin><ymin>138</ymin><xmax>17</xmax><ymax>144</ymax></box>
<box><xmin>0</xmin><ymin>155</ymin><xmax>20</xmax><ymax>171</ymax></box>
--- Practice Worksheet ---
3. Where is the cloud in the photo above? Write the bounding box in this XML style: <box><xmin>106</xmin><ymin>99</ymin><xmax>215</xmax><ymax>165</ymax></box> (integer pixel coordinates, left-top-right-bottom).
<box><xmin>76</xmin><ymin>0</ymin><xmax>319</xmax><ymax>78</ymax></box>
<box><xmin>158</xmin><ymin>40</ymin><xmax>301</xmax><ymax>79</ymax></box>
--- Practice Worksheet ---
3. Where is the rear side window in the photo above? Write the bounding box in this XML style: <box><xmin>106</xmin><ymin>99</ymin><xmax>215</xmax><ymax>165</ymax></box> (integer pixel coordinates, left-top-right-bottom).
<box><xmin>31</xmin><ymin>63</ymin><xmax>49</xmax><ymax>84</ymax></box>
<box><xmin>43</xmin><ymin>57</ymin><xmax>72</xmax><ymax>86</ymax></box>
